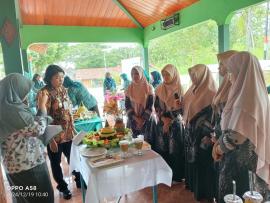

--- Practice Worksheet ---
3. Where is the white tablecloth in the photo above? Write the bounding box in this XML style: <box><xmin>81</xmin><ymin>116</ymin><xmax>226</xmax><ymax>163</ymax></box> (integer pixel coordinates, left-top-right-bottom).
<box><xmin>70</xmin><ymin>144</ymin><xmax>172</xmax><ymax>203</ymax></box>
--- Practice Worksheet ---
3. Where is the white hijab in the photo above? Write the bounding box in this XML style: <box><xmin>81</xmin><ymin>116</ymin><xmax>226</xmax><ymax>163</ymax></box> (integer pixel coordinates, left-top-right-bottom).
<box><xmin>221</xmin><ymin>51</ymin><xmax>270</xmax><ymax>187</ymax></box>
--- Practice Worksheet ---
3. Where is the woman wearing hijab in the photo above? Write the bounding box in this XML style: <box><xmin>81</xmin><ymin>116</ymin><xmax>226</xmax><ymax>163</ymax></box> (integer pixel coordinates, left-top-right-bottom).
<box><xmin>32</xmin><ymin>73</ymin><xmax>45</xmax><ymax>91</ymax></box>
<box><xmin>212</xmin><ymin>52</ymin><xmax>270</xmax><ymax>202</ymax></box>
<box><xmin>28</xmin><ymin>74</ymin><xmax>45</xmax><ymax>115</ymax></box>
<box><xmin>63</xmin><ymin>76</ymin><xmax>100</xmax><ymax>116</ymax></box>
<box><xmin>154</xmin><ymin>64</ymin><xmax>185</xmax><ymax>181</ymax></box>
<box><xmin>212</xmin><ymin>50</ymin><xmax>238</xmax><ymax>140</ymax></box>
<box><xmin>103</xmin><ymin>72</ymin><xmax>116</xmax><ymax>94</ymax></box>
<box><xmin>212</xmin><ymin>50</ymin><xmax>238</xmax><ymax>200</ymax></box>
<box><xmin>0</xmin><ymin>73</ymin><xmax>54</xmax><ymax>203</ymax></box>
<box><xmin>125</xmin><ymin>66</ymin><xmax>154</xmax><ymax>138</ymax></box>
<box><xmin>151</xmin><ymin>71</ymin><xmax>162</xmax><ymax>88</ymax></box>
<box><xmin>183</xmin><ymin>64</ymin><xmax>217</xmax><ymax>201</ymax></box>
<box><xmin>120</xmin><ymin>73</ymin><xmax>131</xmax><ymax>91</ymax></box>
<box><xmin>38</xmin><ymin>65</ymin><xmax>79</xmax><ymax>200</ymax></box>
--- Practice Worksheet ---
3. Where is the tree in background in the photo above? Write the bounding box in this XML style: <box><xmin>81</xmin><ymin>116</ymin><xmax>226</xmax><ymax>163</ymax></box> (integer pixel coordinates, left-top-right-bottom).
<box><xmin>62</xmin><ymin>43</ymin><xmax>141</xmax><ymax>68</ymax></box>
<box><xmin>28</xmin><ymin>43</ymin><xmax>141</xmax><ymax>73</ymax></box>
<box><xmin>149</xmin><ymin>20</ymin><xmax>218</xmax><ymax>74</ymax></box>
<box><xmin>28</xmin><ymin>44</ymin><xmax>68</xmax><ymax>74</ymax></box>
<box><xmin>230</xmin><ymin>3</ymin><xmax>267</xmax><ymax>58</ymax></box>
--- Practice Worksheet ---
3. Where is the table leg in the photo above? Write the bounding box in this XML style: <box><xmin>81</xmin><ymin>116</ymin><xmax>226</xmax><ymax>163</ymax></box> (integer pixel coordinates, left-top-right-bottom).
<box><xmin>80</xmin><ymin>173</ymin><xmax>86</xmax><ymax>203</ymax></box>
<box><xmin>152</xmin><ymin>185</ymin><xmax>158</xmax><ymax>203</ymax></box>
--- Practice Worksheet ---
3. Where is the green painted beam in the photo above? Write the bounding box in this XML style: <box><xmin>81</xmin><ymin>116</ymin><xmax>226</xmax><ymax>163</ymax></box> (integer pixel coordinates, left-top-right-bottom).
<box><xmin>0</xmin><ymin>0</ymin><xmax>24</xmax><ymax>74</ymax></box>
<box><xmin>21</xmin><ymin>49</ymin><xmax>31</xmax><ymax>75</ymax></box>
<box><xmin>20</xmin><ymin>25</ymin><xmax>144</xmax><ymax>49</ymax></box>
<box><xmin>144</xmin><ymin>0</ymin><xmax>266</xmax><ymax>46</ymax></box>
<box><xmin>112</xmin><ymin>0</ymin><xmax>143</xmax><ymax>29</ymax></box>
<box><xmin>218</xmin><ymin>24</ymin><xmax>230</xmax><ymax>53</ymax></box>
<box><xmin>142</xmin><ymin>47</ymin><xmax>149</xmax><ymax>74</ymax></box>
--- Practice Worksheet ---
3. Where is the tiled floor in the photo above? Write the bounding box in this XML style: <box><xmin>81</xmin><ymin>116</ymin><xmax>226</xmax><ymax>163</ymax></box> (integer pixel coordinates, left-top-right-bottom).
<box><xmin>3</xmin><ymin>156</ymin><xmax>198</xmax><ymax>203</ymax></box>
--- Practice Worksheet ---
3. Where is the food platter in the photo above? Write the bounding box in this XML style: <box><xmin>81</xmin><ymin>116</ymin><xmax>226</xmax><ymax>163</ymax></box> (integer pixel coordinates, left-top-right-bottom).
<box><xmin>82</xmin><ymin>127</ymin><xmax>131</xmax><ymax>148</ymax></box>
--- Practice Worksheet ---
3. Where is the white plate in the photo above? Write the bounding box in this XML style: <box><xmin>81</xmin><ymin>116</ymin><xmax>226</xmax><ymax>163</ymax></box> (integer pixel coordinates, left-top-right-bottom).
<box><xmin>80</xmin><ymin>147</ymin><xmax>107</xmax><ymax>157</ymax></box>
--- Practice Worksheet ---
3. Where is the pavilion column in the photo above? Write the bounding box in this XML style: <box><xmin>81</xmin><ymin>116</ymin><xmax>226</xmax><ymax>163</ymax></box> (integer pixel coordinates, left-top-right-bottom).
<box><xmin>21</xmin><ymin>49</ymin><xmax>31</xmax><ymax>78</ymax></box>
<box><xmin>218</xmin><ymin>23</ymin><xmax>230</xmax><ymax>85</ymax></box>
<box><xmin>142</xmin><ymin>46</ymin><xmax>149</xmax><ymax>77</ymax></box>
<box><xmin>0</xmin><ymin>0</ymin><xmax>24</xmax><ymax>75</ymax></box>
<box><xmin>218</xmin><ymin>24</ymin><xmax>230</xmax><ymax>53</ymax></box>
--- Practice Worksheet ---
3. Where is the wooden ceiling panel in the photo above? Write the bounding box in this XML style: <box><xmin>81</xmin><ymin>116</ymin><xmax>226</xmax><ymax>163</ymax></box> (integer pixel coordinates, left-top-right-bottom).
<box><xmin>119</xmin><ymin>0</ymin><xmax>199</xmax><ymax>27</ymax></box>
<box><xmin>19</xmin><ymin>0</ymin><xmax>198</xmax><ymax>28</ymax></box>
<box><xmin>19</xmin><ymin>0</ymin><xmax>137</xmax><ymax>27</ymax></box>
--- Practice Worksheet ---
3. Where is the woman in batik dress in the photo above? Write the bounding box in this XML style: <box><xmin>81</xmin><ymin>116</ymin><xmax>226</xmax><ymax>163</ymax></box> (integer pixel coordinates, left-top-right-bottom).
<box><xmin>154</xmin><ymin>64</ymin><xmax>185</xmax><ymax>181</ymax></box>
<box><xmin>211</xmin><ymin>50</ymin><xmax>238</xmax><ymax>200</ymax></box>
<box><xmin>212</xmin><ymin>52</ymin><xmax>270</xmax><ymax>202</ymax></box>
<box><xmin>125</xmin><ymin>66</ymin><xmax>154</xmax><ymax>140</ymax></box>
<box><xmin>183</xmin><ymin>64</ymin><xmax>217</xmax><ymax>201</ymax></box>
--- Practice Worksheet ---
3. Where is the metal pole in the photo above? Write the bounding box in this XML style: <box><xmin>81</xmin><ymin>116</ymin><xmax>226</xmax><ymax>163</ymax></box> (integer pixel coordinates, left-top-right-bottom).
<box><xmin>264</xmin><ymin>1</ymin><xmax>270</xmax><ymax>59</ymax></box>
<box><xmin>104</xmin><ymin>52</ymin><xmax>107</xmax><ymax>72</ymax></box>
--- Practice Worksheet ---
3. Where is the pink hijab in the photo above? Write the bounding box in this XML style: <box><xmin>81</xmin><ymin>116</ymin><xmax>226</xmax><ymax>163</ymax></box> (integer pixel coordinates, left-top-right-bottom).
<box><xmin>183</xmin><ymin>64</ymin><xmax>217</xmax><ymax>123</ymax></box>
<box><xmin>125</xmin><ymin>66</ymin><xmax>153</xmax><ymax>115</ymax></box>
<box><xmin>212</xmin><ymin>50</ymin><xmax>238</xmax><ymax>113</ymax></box>
<box><xmin>221</xmin><ymin>51</ymin><xmax>270</xmax><ymax>187</ymax></box>
<box><xmin>155</xmin><ymin>64</ymin><xmax>183</xmax><ymax>110</ymax></box>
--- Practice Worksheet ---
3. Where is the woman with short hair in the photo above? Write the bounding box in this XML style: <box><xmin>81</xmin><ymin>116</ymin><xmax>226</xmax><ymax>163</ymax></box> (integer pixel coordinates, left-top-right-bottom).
<box><xmin>38</xmin><ymin>65</ymin><xmax>79</xmax><ymax>200</ymax></box>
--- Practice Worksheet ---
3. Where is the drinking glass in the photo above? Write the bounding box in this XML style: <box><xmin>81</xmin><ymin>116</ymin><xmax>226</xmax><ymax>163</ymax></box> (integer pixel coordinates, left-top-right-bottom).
<box><xmin>134</xmin><ymin>138</ymin><xmax>143</xmax><ymax>156</ymax></box>
<box><xmin>119</xmin><ymin>140</ymin><xmax>129</xmax><ymax>158</ymax></box>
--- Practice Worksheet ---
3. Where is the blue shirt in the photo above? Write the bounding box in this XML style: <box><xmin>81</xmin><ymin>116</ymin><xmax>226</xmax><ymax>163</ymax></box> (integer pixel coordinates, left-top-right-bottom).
<box><xmin>67</xmin><ymin>83</ymin><xmax>97</xmax><ymax>110</ymax></box>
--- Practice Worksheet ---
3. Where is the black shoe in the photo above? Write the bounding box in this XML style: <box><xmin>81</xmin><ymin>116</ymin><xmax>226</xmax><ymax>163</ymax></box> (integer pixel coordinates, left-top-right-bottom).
<box><xmin>75</xmin><ymin>180</ymin><xmax>81</xmax><ymax>189</ymax></box>
<box><xmin>73</xmin><ymin>171</ymin><xmax>81</xmax><ymax>189</ymax></box>
<box><xmin>62</xmin><ymin>189</ymin><xmax>72</xmax><ymax>200</ymax></box>
<box><xmin>56</xmin><ymin>184</ymin><xmax>68</xmax><ymax>192</ymax></box>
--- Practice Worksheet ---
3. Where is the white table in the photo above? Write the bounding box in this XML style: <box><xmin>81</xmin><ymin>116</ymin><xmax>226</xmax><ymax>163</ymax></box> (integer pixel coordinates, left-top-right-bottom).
<box><xmin>70</xmin><ymin>144</ymin><xmax>172</xmax><ymax>203</ymax></box>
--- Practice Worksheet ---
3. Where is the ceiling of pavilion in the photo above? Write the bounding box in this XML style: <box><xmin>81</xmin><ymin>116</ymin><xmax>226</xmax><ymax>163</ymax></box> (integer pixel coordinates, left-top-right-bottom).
<box><xmin>18</xmin><ymin>0</ymin><xmax>199</xmax><ymax>28</ymax></box>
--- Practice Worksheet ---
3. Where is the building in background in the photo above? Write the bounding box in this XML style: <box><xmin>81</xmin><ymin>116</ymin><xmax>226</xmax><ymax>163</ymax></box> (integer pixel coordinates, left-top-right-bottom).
<box><xmin>75</xmin><ymin>66</ymin><xmax>121</xmax><ymax>89</ymax></box>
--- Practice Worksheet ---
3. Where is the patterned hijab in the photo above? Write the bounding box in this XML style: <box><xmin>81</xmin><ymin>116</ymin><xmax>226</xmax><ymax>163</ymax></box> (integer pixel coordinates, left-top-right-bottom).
<box><xmin>104</xmin><ymin>72</ymin><xmax>116</xmax><ymax>91</ymax></box>
<box><xmin>0</xmin><ymin>73</ymin><xmax>34</xmax><ymax>145</ymax></box>
<box><xmin>183</xmin><ymin>64</ymin><xmax>217</xmax><ymax>123</ymax></box>
<box><xmin>151</xmin><ymin>71</ymin><xmax>162</xmax><ymax>88</ymax></box>
<box><xmin>221</xmin><ymin>52</ymin><xmax>270</xmax><ymax>186</ymax></box>
<box><xmin>155</xmin><ymin>64</ymin><xmax>183</xmax><ymax>111</ymax></box>
<box><xmin>212</xmin><ymin>50</ymin><xmax>238</xmax><ymax>113</ymax></box>
<box><xmin>125</xmin><ymin>66</ymin><xmax>153</xmax><ymax>115</ymax></box>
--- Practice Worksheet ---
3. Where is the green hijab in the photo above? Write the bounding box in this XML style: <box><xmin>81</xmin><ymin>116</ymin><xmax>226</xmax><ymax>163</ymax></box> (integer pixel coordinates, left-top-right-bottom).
<box><xmin>0</xmin><ymin>73</ymin><xmax>34</xmax><ymax>145</ymax></box>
